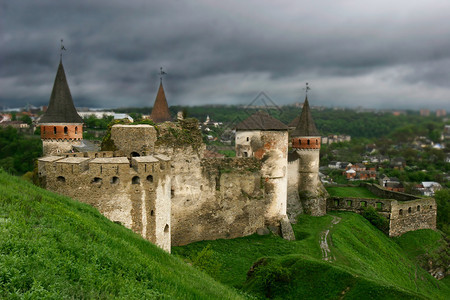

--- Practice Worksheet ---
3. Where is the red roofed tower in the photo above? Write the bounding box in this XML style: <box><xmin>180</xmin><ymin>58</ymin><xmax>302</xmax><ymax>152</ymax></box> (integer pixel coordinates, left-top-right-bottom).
<box><xmin>289</xmin><ymin>89</ymin><xmax>325</xmax><ymax>216</ymax></box>
<box><xmin>39</xmin><ymin>59</ymin><xmax>83</xmax><ymax>156</ymax></box>
<box><xmin>150</xmin><ymin>81</ymin><xmax>171</xmax><ymax>123</ymax></box>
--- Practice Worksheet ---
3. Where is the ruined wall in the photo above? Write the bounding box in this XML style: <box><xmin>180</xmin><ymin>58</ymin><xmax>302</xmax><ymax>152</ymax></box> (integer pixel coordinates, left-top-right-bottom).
<box><xmin>235</xmin><ymin>130</ymin><xmax>288</xmax><ymax>223</ymax></box>
<box><xmin>363</xmin><ymin>183</ymin><xmax>420</xmax><ymax>201</ymax></box>
<box><xmin>389</xmin><ymin>198</ymin><xmax>436</xmax><ymax>237</ymax></box>
<box><xmin>326</xmin><ymin>194</ymin><xmax>437</xmax><ymax>236</ymax></box>
<box><xmin>38</xmin><ymin>154</ymin><xmax>171</xmax><ymax>252</ymax></box>
<box><xmin>110</xmin><ymin>125</ymin><xmax>157</xmax><ymax>156</ymax></box>
<box><xmin>155</xmin><ymin>143</ymin><xmax>271</xmax><ymax>246</ymax></box>
<box><xmin>326</xmin><ymin>197</ymin><xmax>392</xmax><ymax>219</ymax></box>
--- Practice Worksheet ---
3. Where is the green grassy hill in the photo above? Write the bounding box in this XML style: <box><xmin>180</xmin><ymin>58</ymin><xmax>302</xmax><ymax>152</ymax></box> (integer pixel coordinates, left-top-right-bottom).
<box><xmin>0</xmin><ymin>170</ymin><xmax>245</xmax><ymax>299</ymax></box>
<box><xmin>326</xmin><ymin>186</ymin><xmax>381</xmax><ymax>198</ymax></box>
<box><xmin>2</xmin><ymin>168</ymin><xmax>447</xmax><ymax>299</ymax></box>
<box><xmin>174</xmin><ymin>213</ymin><xmax>449</xmax><ymax>299</ymax></box>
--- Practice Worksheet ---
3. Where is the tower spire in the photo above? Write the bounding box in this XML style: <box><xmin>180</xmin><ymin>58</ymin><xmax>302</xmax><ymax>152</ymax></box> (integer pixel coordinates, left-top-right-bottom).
<box><xmin>150</xmin><ymin>69</ymin><xmax>171</xmax><ymax>123</ymax></box>
<box><xmin>291</xmin><ymin>83</ymin><xmax>320</xmax><ymax>138</ymax></box>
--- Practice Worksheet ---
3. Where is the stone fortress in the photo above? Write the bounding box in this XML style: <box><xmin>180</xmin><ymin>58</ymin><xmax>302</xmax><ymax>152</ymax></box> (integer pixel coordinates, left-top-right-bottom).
<box><xmin>38</xmin><ymin>60</ymin><xmax>436</xmax><ymax>252</ymax></box>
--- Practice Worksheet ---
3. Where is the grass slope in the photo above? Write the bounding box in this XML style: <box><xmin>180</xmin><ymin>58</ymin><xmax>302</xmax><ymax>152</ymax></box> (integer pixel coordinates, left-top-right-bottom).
<box><xmin>0</xmin><ymin>170</ymin><xmax>244</xmax><ymax>299</ymax></box>
<box><xmin>326</xmin><ymin>186</ymin><xmax>381</xmax><ymax>198</ymax></box>
<box><xmin>174</xmin><ymin>212</ymin><xmax>448</xmax><ymax>299</ymax></box>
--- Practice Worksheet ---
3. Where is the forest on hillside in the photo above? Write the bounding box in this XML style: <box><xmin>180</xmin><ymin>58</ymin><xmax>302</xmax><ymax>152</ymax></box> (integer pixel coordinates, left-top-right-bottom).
<box><xmin>114</xmin><ymin>105</ymin><xmax>447</xmax><ymax>140</ymax></box>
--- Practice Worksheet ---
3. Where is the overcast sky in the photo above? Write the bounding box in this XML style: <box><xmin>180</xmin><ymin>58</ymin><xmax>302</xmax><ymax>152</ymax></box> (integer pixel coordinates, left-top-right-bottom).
<box><xmin>1</xmin><ymin>0</ymin><xmax>450</xmax><ymax>110</ymax></box>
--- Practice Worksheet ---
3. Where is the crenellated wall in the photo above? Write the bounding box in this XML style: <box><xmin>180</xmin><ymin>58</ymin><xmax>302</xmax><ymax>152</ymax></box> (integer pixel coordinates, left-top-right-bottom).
<box><xmin>38</xmin><ymin>154</ymin><xmax>171</xmax><ymax>252</ymax></box>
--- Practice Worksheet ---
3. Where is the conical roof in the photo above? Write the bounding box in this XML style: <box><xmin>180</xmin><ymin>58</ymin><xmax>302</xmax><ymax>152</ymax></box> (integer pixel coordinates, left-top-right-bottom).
<box><xmin>235</xmin><ymin>111</ymin><xmax>288</xmax><ymax>131</ymax></box>
<box><xmin>150</xmin><ymin>82</ymin><xmax>171</xmax><ymax>123</ymax></box>
<box><xmin>291</xmin><ymin>97</ymin><xmax>320</xmax><ymax>137</ymax></box>
<box><xmin>39</xmin><ymin>61</ymin><xmax>83</xmax><ymax>124</ymax></box>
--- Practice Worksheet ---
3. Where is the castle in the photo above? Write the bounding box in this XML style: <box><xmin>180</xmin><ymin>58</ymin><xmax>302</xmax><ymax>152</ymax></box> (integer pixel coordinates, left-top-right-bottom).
<box><xmin>37</xmin><ymin>60</ymin><xmax>436</xmax><ymax>252</ymax></box>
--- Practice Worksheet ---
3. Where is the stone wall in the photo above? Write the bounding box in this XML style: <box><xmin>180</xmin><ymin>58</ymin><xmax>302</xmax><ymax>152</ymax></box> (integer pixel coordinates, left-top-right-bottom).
<box><xmin>326</xmin><ymin>191</ymin><xmax>437</xmax><ymax>236</ymax></box>
<box><xmin>38</xmin><ymin>154</ymin><xmax>172</xmax><ymax>252</ymax></box>
<box><xmin>296</xmin><ymin>148</ymin><xmax>326</xmax><ymax>216</ymax></box>
<box><xmin>389</xmin><ymin>198</ymin><xmax>436</xmax><ymax>236</ymax></box>
<box><xmin>42</xmin><ymin>139</ymin><xmax>83</xmax><ymax>156</ymax></box>
<box><xmin>110</xmin><ymin>125</ymin><xmax>157</xmax><ymax>157</ymax></box>
<box><xmin>287</xmin><ymin>152</ymin><xmax>302</xmax><ymax>222</ymax></box>
<box><xmin>235</xmin><ymin>130</ymin><xmax>288</xmax><ymax>223</ymax></box>
<box><xmin>155</xmin><ymin>144</ymin><xmax>273</xmax><ymax>246</ymax></box>
<box><xmin>363</xmin><ymin>183</ymin><xmax>419</xmax><ymax>201</ymax></box>
<box><xmin>327</xmin><ymin>197</ymin><xmax>392</xmax><ymax>219</ymax></box>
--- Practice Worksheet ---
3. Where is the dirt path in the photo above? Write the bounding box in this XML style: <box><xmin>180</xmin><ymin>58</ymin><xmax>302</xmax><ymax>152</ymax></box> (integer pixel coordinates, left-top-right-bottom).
<box><xmin>320</xmin><ymin>215</ymin><xmax>341</xmax><ymax>262</ymax></box>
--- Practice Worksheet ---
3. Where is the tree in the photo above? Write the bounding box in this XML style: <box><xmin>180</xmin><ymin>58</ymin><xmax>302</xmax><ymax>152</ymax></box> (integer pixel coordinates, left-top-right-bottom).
<box><xmin>434</xmin><ymin>189</ymin><xmax>450</xmax><ymax>235</ymax></box>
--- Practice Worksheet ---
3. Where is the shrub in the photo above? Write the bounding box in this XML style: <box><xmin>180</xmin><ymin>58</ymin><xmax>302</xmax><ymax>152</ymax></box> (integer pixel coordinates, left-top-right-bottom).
<box><xmin>362</xmin><ymin>206</ymin><xmax>389</xmax><ymax>234</ymax></box>
<box><xmin>190</xmin><ymin>244</ymin><xmax>222</xmax><ymax>279</ymax></box>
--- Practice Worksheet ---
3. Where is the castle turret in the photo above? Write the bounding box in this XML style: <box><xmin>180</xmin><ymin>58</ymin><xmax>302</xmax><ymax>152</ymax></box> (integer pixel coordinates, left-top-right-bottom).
<box><xmin>150</xmin><ymin>82</ymin><xmax>171</xmax><ymax>123</ymax></box>
<box><xmin>39</xmin><ymin>60</ymin><xmax>83</xmax><ymax>156</ymax></box>
<box><xmin>235</xmin><ymin>111</ymin><xmax>289</xmax><ymax>224</ymax></box>
<box><xmin>290</xmin><ymin>96</ymin><xmax>326</xmax><ymax>216</ymax></box>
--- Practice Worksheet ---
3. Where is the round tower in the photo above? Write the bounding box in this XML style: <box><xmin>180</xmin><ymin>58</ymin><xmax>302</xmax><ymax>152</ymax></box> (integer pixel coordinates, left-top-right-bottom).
<box><xmin>235</xmin><ymin>111</ymin><xmax>289</xmax><ymax>224</ymax></box>
<box><xmin>291</xmin><ymin>96</ymin><xmax>325</xmax><ymax>216</ymax></box>
<box><xmin>39</xmin><ymin>60</ymin><xmax>83</xmax><ymax>156</ymax></box>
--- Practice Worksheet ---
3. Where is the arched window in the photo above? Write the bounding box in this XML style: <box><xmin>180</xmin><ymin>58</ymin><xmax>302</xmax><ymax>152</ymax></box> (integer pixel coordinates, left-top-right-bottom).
<box><xmin>307</xmin><ymin>139</ymin><xmax>310</xmax><ymax>145</ymax></box>
<box><xmin>360</xmin><ymin>201</ymin><xmax>367</xmax><ymax>207</ymax></box>
<box><xmin>75</xmin><ymin>126</ymin><xmax>78</xmax><ymax>134</ymax></box>
<box><xmin>110</xmin><ymin>176</ymin><xmax>119</xmax><ymax>184</ymax></box>
<box><xmin>299</xmin><ymin>139</ymin><xmax>301</xmax><ymax>145</ymax></box>
<box><xmin>151</xmin><ymin>210</ymin><xmax>154</xmax><ymax>216</ymax></box>
<box><xmin>316</xmin><ymin>139</ymin><xmax>319</xmax><ymax>145</ymax></box>
<box><xmin>243</xmin><ymin>151</ymin><xmax>248</xmax><ymax>157</ymax></box>
<box><xmin>164</xmin><ymin>224</ymin><xmax>169</xmax><ymax>233</ymax></box>
<box><xmin>53</xmin><ymin>126</ymin><xmax>57</xmax><ymax>134</ymax></box>
<box><xmin>131</xmin><ymin>152</ymin><xmax>140</xmax><ymax>157</ymax></box>
<box><xmin>64</xmin><ymin>126</ymin><xmax>68</xmax><ymax>135</ymax></box>
<box><xmin>246</xmin><ymin>137</ymin><xmax>249</xmax><ymax>141</ymax></box>
<box><xmin>417</xmin><ymin>205</ymin><xmax>420</xmax><ymax>212</ymax></box>
<box><xmin>57</xmin><ymin>176</ymin><xmax>66</xmax><ymax>183</ymax></box>
<box><xmin>408</xmin><ymin>207</ymin><xmax>412</xmax><ymax>213</ymax></box>
<box><xmin>399</xmin><ymin>209</ymin><xmax>403</xmax><ymax>216</ymax></box>
<box><xmin>132</xmin><ymin>176</ymin><xmax>140</xmax><ymax>184</ymax></box>
<box><xmin>147</xmin><ymin>175</ymin><xmax>153</xmax><ymax>182</ymax></box>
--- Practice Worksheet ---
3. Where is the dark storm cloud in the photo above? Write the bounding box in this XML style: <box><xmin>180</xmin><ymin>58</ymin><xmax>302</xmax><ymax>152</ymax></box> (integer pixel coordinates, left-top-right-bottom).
<box><xmin>1</xmin><ymin>0</ymin><xmax>450</xmax><ymax>110</ymax></box>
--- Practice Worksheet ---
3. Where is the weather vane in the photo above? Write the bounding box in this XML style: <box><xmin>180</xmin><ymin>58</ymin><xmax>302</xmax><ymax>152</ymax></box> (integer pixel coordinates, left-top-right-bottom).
<box><xmin>159</xmin><ymin>67</ymin><xmax>167</xmax><ymax>83</ymax></box>
<box><xmin>60</xmin><ymin>39</ymin><xmax>67</xmax><ymax>60</ymax></box>
<box><xmin>303</xmin><ymin>82</ymin><xmax>311</xmax><ymax>96</ymax></box>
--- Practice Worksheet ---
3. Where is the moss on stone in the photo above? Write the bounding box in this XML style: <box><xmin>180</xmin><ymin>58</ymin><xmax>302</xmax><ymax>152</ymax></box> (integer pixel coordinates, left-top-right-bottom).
<box><xmin>155</xmin><ymin>118</ymin><xmax>203</xmax><ymax>150</ymax></box>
